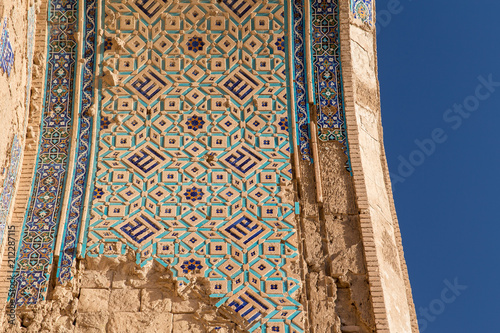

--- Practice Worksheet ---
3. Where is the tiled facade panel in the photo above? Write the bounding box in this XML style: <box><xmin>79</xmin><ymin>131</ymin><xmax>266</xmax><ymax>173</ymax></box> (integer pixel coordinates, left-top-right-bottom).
<box><xmin>9</xmin><ymin>1</ymin><xmax>353</xmax><ymax>331</ymax></box>
<box><xmin>85</xmin><ymin>1</ymin><xmax>303</xmax><ymax>331</ymax></box>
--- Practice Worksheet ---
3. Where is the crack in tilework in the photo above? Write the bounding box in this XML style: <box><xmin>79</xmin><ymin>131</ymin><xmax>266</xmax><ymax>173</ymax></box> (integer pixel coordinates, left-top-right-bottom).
<box><xmin>10</xmin><ymin>0</ymin><xmax>78</xmax><ymax>307</ymax></box>
<box><xmin>350</xmin><ymin>0</ymin><xmax>372</xmax><ymax>25</ymax></box>
<box><xmin>85</xmin><ymin>0</ymin><xmax>304</xmax><ymax>331</ymax></box>
<box><xmin>56</xmin><ymin>0</ymin><xmax>97</xmax><ymax>285</ymax></box>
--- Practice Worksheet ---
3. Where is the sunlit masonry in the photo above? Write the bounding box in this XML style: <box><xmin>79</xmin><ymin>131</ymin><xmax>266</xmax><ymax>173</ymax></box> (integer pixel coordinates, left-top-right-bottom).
<box><xmin>0</xmin><ymin>0</ymin><xmax>419</xmax><ymax>332</ymax></box>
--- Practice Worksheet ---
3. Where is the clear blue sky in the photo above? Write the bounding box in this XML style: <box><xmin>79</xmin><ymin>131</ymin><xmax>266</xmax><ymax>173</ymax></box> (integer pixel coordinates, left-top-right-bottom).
<box><xmin>376</xmin><ymin>0</ymin><xmax>500</xmax><ymax>331</ymax></box>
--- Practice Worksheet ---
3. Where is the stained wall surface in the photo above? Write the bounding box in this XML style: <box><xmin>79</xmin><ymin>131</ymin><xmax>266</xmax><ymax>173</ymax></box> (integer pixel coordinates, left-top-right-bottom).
<box><xmin>0</xmin><ymin>1</ymin><xmax>28</xmax><ymax>180</ymax></box>
<box><xmin>0</xmin><ymin>0</ymin><xmax>38</xmax><ymax>279</ymax></box>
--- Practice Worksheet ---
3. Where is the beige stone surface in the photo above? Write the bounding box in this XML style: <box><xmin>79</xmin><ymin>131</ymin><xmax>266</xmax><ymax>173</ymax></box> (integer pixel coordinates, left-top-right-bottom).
<box><xmin>78</xmin><ymin>289</ymin><xmax>110</xmax><ymax>313</ymax></box>
<box><xmin>107</xmin><ymin>312</ymin><xmax>173</xmax><ymax>333</ymax></box>
<box><xmin>302</xmin><ymin>217</ymin><xmax>324</xmax><ymax>269</ymax></box>
<box><xmin>140</xmin><ymin>288</ymin><xmax>172</xmax><ymax>312</ymax></box>
<box><xmin>298</xmin><ymin>144</ymin><xmax>376</xmax><ymax>333</ymax></box>
<box><xmin>298</xmin><ymin>163</ymin><xmax>319</xmax><ymax>217</ymax></box>
<box><xmin>171</xmin><ymin>296</ymin><xmax>200</xmax><ymax>313</ymax></box>
<box><xmin>81</xmin><ymin>270</ymin><xmax>113</xmax><ymax>289</ymax></box>
<box><xmin>318</xmin><ymin>141</ymin><xmax>357</xmax><ymax>215</ymax></box>
<box><xmin>109</xmin><ymin>289</ymin><xmax>141</xmax><ymax>312</ymax></box>
<box><xmin>76</xmin><ymin>312</ymin><xmax>109</xmax><ymax>333</ymax></box>
<box><xmin>172</xmin><ymin>314</ymin><xmax>204</xmax><ymax>333</ymax></box>
<box><xmin>327</xmin><ymin>215</ymin><xmax>365</xmax><ymax>276</ymax></box>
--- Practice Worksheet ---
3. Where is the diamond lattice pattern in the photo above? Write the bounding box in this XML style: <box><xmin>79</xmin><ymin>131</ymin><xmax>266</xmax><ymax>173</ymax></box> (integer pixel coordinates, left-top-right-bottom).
<box><xmin>88</xmin><ymin>1</ymin><xmax>303</xmax><ymax>331</ymax></box>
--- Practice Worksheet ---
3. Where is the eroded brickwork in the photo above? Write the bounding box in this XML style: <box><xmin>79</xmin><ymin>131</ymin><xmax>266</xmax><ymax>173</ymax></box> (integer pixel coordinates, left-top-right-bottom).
<box><xmin>0</xmin><ymin>0</ymin><xmax>47</xmax><ymax>314</ymax></box>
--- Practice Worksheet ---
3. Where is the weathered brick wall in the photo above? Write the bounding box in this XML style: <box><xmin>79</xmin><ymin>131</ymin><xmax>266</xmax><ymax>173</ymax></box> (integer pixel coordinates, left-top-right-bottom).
<box><xmin>0</xmin><ymin>1</ymin><xmax>28</xmax><ymax>179</ymax></box>
<box><xmin>0</xmin><ymin>0</ymin><xmax>46</xmax><ymax>310</ymax></box>
<box><xmin>296</xmin><ymin>140</ymin><xmax>376</xmax><ymax>332</ymax></box>
<box><xmin>338</xmin><ymin>0</ymin><xmax>419</xmax><ymax>331</ymax></box>
<box><xmin>0</xmin><ymin>2</ymin><xmax>48</xmax><ymax>327</ymax></box>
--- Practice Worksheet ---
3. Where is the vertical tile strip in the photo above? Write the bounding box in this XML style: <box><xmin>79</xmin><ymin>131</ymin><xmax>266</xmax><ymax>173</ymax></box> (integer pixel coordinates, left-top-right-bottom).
<box><xmin>292</xmin><ymin>0</ymin><xmax>352</xmax><ymax>169</ymax></box>
<box><xmin>310</xmin><ymin>0</ymin><xmax>351</xmax><ymax>171</ymax></box>
<box><xmin>77</xmin><ymin>0</ymin><xmax>103</xmax><ymax>260</ymax></box>
<box><xmin>291</xmin><ymin>0</ymin><xmax>312</xmax><ymax>161</ymax></box>
<box><xmin>10</xmin><ymin>0</ymin><xmax>78</xmax><ymax>306</ymax></box>
<box><xmin>286</xmin><ymin>1</ymin><xmax>303</xmax><ymax>189</ymax></box>
<box><xmin>56</xmin><ymin>0</ymin><xmax>96</xmax><ymax>285</ymax></box>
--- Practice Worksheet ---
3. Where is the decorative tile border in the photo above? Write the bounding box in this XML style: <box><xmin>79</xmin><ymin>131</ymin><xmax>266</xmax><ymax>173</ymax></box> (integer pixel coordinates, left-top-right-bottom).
<box><xmin>10</xmin><ymin>0</ymin><xmax>79</xmax><ymax>307</ymax></box>
<box><xmin>311</xmin><ymin>0</ymin><xmax>351</xmax><ymax>171</ymax></box>
<box><xmin>0</xmin><ymin>17</ymin><xmax>14</xmax><ymax>76</ymax></box>
<box><xmin>350</xmin><ymin>0</ymin><xmax>373</xmax><ymax>25</ymax></box>
<box><xmin>56</xmin><ymin>0</ymin><xmax>97</xmax><ymax>285</ymax></box>
<box><xmin>311</xmin><ymin>0</ymin><xmax>346</xmax><ymax>142</ymax></box>
<box><xmin>291</xmin><ymin>0</ymin><xmax>311</xmax><ymax>161</ymax></box>
<box><xmin>290</xmin><ymin>0</ymin><xmax>351</xmax><ymax>169</ymax></box>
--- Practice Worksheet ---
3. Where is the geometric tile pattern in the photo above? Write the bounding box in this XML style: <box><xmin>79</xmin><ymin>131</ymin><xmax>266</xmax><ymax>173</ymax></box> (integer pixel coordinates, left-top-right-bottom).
<box><xmin>291</xmin><ymin>0</ymin><xmax>312</xmax><ymax>161</ymax></box>
<box><xmin>0</xmin><ymin>136</ymin><xmax>22</xmax><ymax>246</ymax></box>
<box><xmin>85</xmin><ymin>1</ymin><xmax>303</xmax><ymax>331</ymax></box>
<box><xmin>291</xmin><ymin>0</ymin><xmax>351</xmax><ymax>170</ymax></box>
<box><xmin>350</xmin><ymin>0</ymin><xmax>373</xmax><ymax>25</ymax></box>
<box><xmin>10</xmin><ymin>0</ymin><xmax>79</xmax><ymax>306</ymax></box>
<box><xmin>56</xmin><ymin>0</ymin><xmax>97</xmax><ymax>285</ymax></box>
<box><xmin>311</xmin><ymin>0</ymin><xmax>351</xmax><ymax>171</ymax></box>
<box><xmin>0</xmin><ymin>17</ymin><xmax>14</xmax><ymax>76</ymax></box>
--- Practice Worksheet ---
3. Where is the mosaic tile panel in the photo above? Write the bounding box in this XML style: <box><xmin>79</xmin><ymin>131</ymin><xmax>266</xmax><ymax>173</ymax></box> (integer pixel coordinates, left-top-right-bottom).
<box><xmin>0</xmin><ymin>136</ymin><xmax>22</xmax><ymax>246</ymax></box>
<box><xmin>291</xmin><ymin>0</ymin><xmax>311</xmax><ymax>161</ymax></box>
<box><xmin>311</xmin><ymin>0</ymin><xmax>351</xmax><ymax>170</ymax></box>
<box><xmin>350</xmin><ymin>0</ymin><xmax>373</xmax><ymax>25</ymax></box>
<box><xmin>290</xmin><ymin>0</ymin><xmax>351</xmax><ymax>166</ymax></box>
<box><xmin>10</xmin><ymin>0</ymin><xmax>79</xmax><ymax>306</ymax></box>
<box><xmin>0</xmin><ymin>17</ymin><xmax>14</xmax><ymax>76</ymax></box>
<box><xmin>56</xmin><ymin>0</ymin><xmax>97</xmax><ymax>285</ymax></box>
<box><xmin>85</xmin><ymin>0</ymin><xmax>303</xmax><ymax>331</ymax></box>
